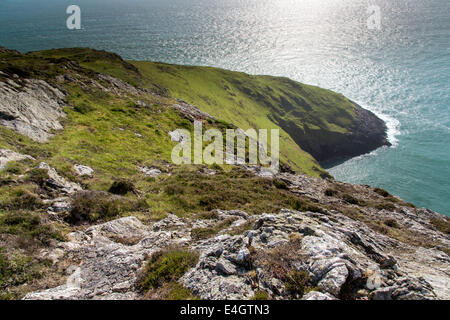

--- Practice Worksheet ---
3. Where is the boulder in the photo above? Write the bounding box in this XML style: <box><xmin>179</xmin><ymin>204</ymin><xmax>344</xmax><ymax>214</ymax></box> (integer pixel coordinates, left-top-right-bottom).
<box><xmin>0</xmin><ymin>149</ymin><xmax>35</xmax><ymax>169</ymax></box>
<box><xmin>74</xmin><ymin>164</ymin><xmax>94</xmax><ymax>177</ymax></box>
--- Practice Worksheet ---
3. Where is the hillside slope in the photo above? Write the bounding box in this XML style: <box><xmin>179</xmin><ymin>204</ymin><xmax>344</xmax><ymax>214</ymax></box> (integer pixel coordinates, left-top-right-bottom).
<box><xmin>0</xmin><ymin>47</ymin><xmax>447</xmax><ymax>301</ymax></box>
<box><xmin>132</xmin><ymin>61</ymin><xmax>390</xmax><ymax>165</ymax></box>
<box><xmin>28</xmin><ymin>47</ymin><xmax>389</xmax><ymax>176</ymax></box>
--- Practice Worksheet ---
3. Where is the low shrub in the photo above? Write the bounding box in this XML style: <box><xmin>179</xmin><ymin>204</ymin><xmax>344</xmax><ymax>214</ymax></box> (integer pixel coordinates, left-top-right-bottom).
<box><xmin>73</xmin><ymin>103</ymin><xmax>93</xmax><ymax>114</ymax></box>
<box><xmin>251</xmin><ymin>290</ymin><xmax>270</xmax><ymax>300</ymax></box>
<box><xmin>144</xmin><ymin>282</ymin><xmax>199</xmax><ymax>300</ymax></box>
<box><xmin>284</xmin><ymin>270</ymin><xmax>311</xmax><ymax>297</ymax></box>
<box><xmin>376</xmin><ymin>202</ymin><xmax>396</xmax><ymax>212</ymax></box>
<box><xmin>108</xmin><ymin>180</ymin><xmax>135</xmax><ymax>195</ymax></box>
<box><xmin>191</xmin><ymin>218</ymin><xmax>235</xmax><ymax>240</ymax></box>
<box><xmin>0</xmin><ymin>188</ymin><xmax>43</xmax><ymax>211</ymax></box>
<box><xmin>324</xmin><ymin>188</ymin><xmax>338</xmax><ymax>197</ymax></box>
<box><xmin>139</xmin><ymin>248</ymin><xmax>199</xmax><ymax>291</ymax></box>
<box><xmin>0</xmin><ymin>211</ymin><xmax>64</xmax><ymax>245</ymax></box>
<box><xmin>67</xmin><ymin>191</ymin><xmax>141</xmax><ymax>224</ymax></box>
<box><xmin>289</xmin><ymin>198</ymin><xmax>324</xmax><ymax>213</ymax></box>
<box><xmin>273</xmin><ymin>179</ymin><xmax>288</xmax><ymax>190</ymax></box>
<box><xmin>384</xmin><ymin>218</ymin><xmax>400</xmax><ymax>229</ymax></box>
<box><xmin>430</xmin><ymin>217</ymin><xmax>450</xmax><ymax>235</ymax></box>
<box><xmin>26</xmin><ymin>169</ymin><xmax>49</xmax><ymax>187</ymax></box>
<box><xmin>342</xmin><ymin>194</ymin><xmax>361</xmax><ymax>205</ymax></box>
<box><xmin>164</xmin><ymin>185</ymin><xmax>184</xmax><ymax>196</ymax></box>
<box><xmin>374</xmin><ymin>188</ymin><xmax>390</xmax><ymax>197</ymax></box>
<box><xmin>0</xmin><ymin>248</ymin><xmax>52</xmax><ymax>298</ymax></box>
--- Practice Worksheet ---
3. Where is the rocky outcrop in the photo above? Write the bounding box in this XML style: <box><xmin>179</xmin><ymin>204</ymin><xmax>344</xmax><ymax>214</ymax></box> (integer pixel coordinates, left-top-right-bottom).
<box><xmin>74</xmin><ymin>164</ymin><xmax>94</xmax><ymax>177</ymax></box>
<box><xmin>172</xmin><ymin>99</ymin><xmax>215</xmax><ymax>121</ymax></box>
<box><xmin>276</xmin><ymin>102</ymin><xmax>390</xmax><ymax>165</ymax></box>
<box><xmin>38</xmin><ymin>162</ymin><xmax>82</xmax><ymax>194</ymax></box>
<box><xmin>0</xmin><ymin>78</ymin><xmax>66</xmax><ymax>142</ymax></box>
<box><xmin>24</xmin><ymin>195</ymin><xmax>449</xmax><ymax>300</ymax></box>
<box><xmin>0</xmin><ymin>149</ymin><xmax>35</xmax><ymax>169</ymax></box>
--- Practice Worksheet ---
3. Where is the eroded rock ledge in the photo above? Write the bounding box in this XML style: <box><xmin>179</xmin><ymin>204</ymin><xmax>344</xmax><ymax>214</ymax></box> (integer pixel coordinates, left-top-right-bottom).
<box><xmin>24</xmin><ymin>201</ymin><xmax>448</xmax><ymax>300</ymax></box>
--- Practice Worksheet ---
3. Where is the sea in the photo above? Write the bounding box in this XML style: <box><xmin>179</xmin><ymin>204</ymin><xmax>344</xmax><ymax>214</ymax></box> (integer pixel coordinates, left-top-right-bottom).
<box><xmin>0</xmin><ymin>0</ymin><xmax>449</xmax><ymax>215</ymax></box>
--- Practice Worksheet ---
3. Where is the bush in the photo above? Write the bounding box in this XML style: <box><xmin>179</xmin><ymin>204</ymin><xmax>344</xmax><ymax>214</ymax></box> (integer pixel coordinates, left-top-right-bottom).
<box><xmin>108</xmin><ymin>180</ymin><xmax>135</xmax><ymax>195</ymax></box>
<box><xmin>73</xmin><ymin>103</ymin><xmax>93</xmax><ymax>114</ymax></box>
<box><xmin>289</xmin><ymin>198</ymin><xmax>324</xmax><ymax>213</ymax></box>
<box><xmin>376</xmin><ymin>202</ymin><xmax>396</xmax><ymax>211</ymax></box>
<box><xmin>430</xmin><ymin>217</ymin><xmax>450</xmax><ymax>235</ymax></box>
<box><xmin>10</xmin><ymin>190</ymin><xmax>43</xmax><ymax>210</ymax></box>
<box><xmin>251</xmin><ymin>290</ymin><xmax>270</xmax><ymax>300</ymax></box>
<box><xmin>26</xmin><ymin>168</ymin><xmax>49</xmax><ymax>187</ymax></box>
<box><xmin>384</xmin><ymin>218</ymin><xmax>400</xmax><ymax>229</ymax></box>
<box><xmin>252</xmin><ymin>238</ymin><xmax>312</xmax><ymax>298</ymax></box>
<box><xmin>0</xmin><ymin>211</ymin><xmax>64</xmax><ymax>244</ymax></box>
<box><xmin>273</xmin><ymin>179</ymin><xmax>288</xmax><ymax>190</ymax></box>
<box><xmin>191</xmin><ymin>227</ymin><xmax>216</xmax><ymax>240</ymax></box>
<box><xmin>4</xmin><ymin>162</ymin><xmax>25</xmax><ymax>175</ymax></box>
<box><xmin>0</xmin><ymin>248</ymin><xmax>52</xmax><ymax>297</ymax></box>
<box><xmin>0</xmin><ymin>188</ymin><xmax>44</xmax><ymax>211</ymax></box>
<box><xmin>324</xmin><ymin>188</ymin><xmax>338</xmax><ymax>197</ymax></box>
<box><xmin>191</xmin><ymin>218</ymin><xmax>235</xmax><ymax>240</ymax></box>
<box><xmin>67</xmin><ymin>191</ymin><xmax>139</xmax><ymax>224</ymax></box>
<box><xmin>284</xmin><ymin>270</ymin><xmax>311</xmax><ymax>297</ymax></box>
<box><xmin>374</xmin><ymin>188</ymin><xmax>390</xmax><ymax>197</ymax></box>
<box><xmin>144</xmin><ymin>282</ymin><xmax>199</xmax><ymax>300</ymax></box>
<box><xmin>140</xmin><ymin>248</ymin><xmax>199</xmax><ymax>291</ymax></box>
<box><xmin>164</xmin><ymin>185</ymin><xmax>184</xmax><ymax>195</ymax></box>
<box><xmin>342</xmin><ymin>194</ymin><xmax>361</xmax><ymax>205</ymax></box>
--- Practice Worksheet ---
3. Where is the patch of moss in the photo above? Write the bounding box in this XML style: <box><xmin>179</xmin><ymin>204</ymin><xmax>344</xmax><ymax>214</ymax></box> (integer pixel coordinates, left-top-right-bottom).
<box><xmin>251</xmin><ymin>290</ymin><xmax>270</xmax><ymax>300</ymax></box>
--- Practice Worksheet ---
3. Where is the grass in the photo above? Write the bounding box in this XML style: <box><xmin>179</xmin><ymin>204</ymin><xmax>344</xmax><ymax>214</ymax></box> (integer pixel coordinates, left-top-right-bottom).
<box><xmin>0</xmin><ymin>248</ymin><xmax>53</xmax><ymax>300</ymax></box>
<box><xmin>13</xmin><ymin>47</ymin><xmax>360</xmax><ymax>177</ymax></box>
<box><xmin>251</xmin><ymin>290</ymin><xmax>270</xmax><ymax>300</ymax></box>
<box><xmin>132</xmin><ymin>61</ymin><xmax>356</xmax><ymax>176</ymax></box>
<box><xmin>140</xmin><ymin>166</ymin><xmax>327</xmax><ymax>217</ymax></box>
<box><xmin>0</xmin><ymin>210</ymin><xmax>65</xmax><ymax>245</ymax></box>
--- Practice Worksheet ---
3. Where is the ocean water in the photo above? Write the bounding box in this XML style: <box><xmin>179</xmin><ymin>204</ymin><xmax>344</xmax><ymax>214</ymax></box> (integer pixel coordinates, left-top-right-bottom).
<box><xmin>0</xmin><ymin>0</ymin><xmax>449</xmax><ymax>215</ymax></box>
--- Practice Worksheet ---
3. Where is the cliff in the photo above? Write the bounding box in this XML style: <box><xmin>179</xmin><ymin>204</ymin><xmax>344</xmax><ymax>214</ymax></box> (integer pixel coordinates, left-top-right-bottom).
<box><xmin>0</xmin><ymin>47</ymin><xmax>448</xmax><ymax>300</ymax></box>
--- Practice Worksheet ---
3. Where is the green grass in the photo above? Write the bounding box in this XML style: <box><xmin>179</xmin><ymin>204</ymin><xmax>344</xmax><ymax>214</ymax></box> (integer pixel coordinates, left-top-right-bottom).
<box><xmin>130</xmin><ymin>61</ymin><xmax>359</xmax><ymax>176</ymax></box>
<box><xmin>139</xmin><ymin>166</ymin><xmax>327</xmax><ymax>217</ymax></box>
<box><xmin>15</xmin><ymin>47</ymin><xmax>362</xmax><ymax>177</ymax></box>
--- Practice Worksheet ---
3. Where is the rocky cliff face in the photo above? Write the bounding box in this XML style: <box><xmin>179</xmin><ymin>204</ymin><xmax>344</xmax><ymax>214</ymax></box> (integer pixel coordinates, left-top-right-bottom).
<box><xmin>0</xmin><ymin>77</ymin><xmax>66</xmax><ymax>142</ymax></box>
<box><xmin>277</xmin><ymin>103</ymin><xmax>390</xmax><ymax>165</ymax></box>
